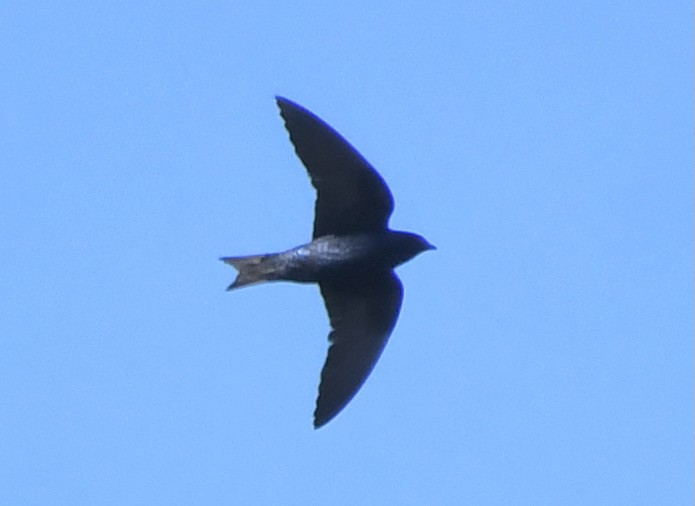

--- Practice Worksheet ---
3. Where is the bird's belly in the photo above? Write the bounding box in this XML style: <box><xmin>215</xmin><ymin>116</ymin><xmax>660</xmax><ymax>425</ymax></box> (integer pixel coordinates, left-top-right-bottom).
<box><xmin>280</xmin><ymin>238</ymin><xmax>379</xmax><ymax>282</ymax></box>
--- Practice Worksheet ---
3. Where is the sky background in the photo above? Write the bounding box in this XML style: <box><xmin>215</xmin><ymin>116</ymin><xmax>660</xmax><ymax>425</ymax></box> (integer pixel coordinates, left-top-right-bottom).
<box><xmin>1</xmin><ymin>2</ymin><xmax>692</xmax><ymax>505</ymax></box>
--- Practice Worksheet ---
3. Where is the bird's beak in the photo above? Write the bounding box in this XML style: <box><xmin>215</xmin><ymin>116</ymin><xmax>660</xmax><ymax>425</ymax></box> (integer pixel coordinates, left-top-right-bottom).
<box><xmin>427</xmin><ymin>242</ymin><xmax>437</xmax><ymax>251</ymax></box>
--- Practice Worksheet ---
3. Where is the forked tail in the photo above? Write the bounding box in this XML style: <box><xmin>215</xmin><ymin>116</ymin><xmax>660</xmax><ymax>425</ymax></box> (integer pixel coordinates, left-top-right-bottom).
<box><xmin>220</xmin><ymin>254</ymin><xmax>277</xmax><ymax>290</ymax></box>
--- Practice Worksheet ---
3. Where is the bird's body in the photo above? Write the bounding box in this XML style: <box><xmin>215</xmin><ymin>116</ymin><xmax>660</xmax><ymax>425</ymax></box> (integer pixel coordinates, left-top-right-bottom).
<box><xmin>224</xmin><ymin>231</ymin><xmax>429</xmax><ymax>288</ymax></box>
<box><xmin>222</xmin><ymin>97</ymin><xmax>433</xmax><ymax>428</ymax></box>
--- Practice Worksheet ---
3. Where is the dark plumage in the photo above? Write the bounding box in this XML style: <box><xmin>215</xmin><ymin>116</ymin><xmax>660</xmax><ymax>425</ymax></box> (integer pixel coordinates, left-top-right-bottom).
<box><xmin>222</xmin><ymin>97</ymin><xmax>434</xmax><ymax>428</ymax></box>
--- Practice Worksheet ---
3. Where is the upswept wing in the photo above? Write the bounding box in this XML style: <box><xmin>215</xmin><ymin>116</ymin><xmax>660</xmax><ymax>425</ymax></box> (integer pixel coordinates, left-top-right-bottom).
<box><xmin>276</xmin><ymin>97</ymin><xmax>394</xmax><ymax>239</ymax></box>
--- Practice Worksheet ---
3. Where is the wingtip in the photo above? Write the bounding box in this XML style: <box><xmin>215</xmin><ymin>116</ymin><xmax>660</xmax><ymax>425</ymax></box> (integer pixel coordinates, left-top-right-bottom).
<box><xmin>313</xmin><ymin>414</ymin><xmax>330</xmax><ymax>430</ymax></box>
<box><xmin>275</xmin><ymin>96</ymin><xmax>311</xmax><ymax>117</ymax></box>
<box><xmin>275</xmin><ymin>95</ymin><xmax>292</xmax><ymax>108</ymax></box>
<box><xmin>313</xmin><ymin>401</ymin><xmax>338</xmax><ymax>429</ymax></box>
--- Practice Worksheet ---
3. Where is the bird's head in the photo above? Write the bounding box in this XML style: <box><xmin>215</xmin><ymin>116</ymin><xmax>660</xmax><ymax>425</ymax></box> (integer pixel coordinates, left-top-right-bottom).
<box><xmin>389</xmin><ymin>231</ymin><xmax>436</xmax><ymax>267</ymax></box>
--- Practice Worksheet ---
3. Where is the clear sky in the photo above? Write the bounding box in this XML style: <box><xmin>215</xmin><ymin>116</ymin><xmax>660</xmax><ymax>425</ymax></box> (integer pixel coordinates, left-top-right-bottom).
<box><xmin>1</xmin><ymin>2</ymin><xmax>692</xmax><ymax>504</ymax></box>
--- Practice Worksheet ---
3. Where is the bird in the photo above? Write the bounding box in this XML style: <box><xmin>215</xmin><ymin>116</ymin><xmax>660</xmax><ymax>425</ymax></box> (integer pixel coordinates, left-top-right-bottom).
<box><xmin>222</xmin><ymin>97</ymin><xmax>434</xmax><ymax>428</ymax></box>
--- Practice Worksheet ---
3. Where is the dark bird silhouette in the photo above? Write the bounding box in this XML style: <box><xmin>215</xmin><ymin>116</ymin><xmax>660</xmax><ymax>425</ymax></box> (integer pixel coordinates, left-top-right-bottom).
<box><xmin>222</xmin><ymin>97</ymin><xmax>434</xmax><ymax>428</ymax></box>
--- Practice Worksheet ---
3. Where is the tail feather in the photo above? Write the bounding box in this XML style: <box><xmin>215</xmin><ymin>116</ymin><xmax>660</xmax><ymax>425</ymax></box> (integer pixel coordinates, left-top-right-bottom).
<box><xmin>221</xmin><ymin>254</ymin><xmax>275</xmax><ymax>290</ymax></box>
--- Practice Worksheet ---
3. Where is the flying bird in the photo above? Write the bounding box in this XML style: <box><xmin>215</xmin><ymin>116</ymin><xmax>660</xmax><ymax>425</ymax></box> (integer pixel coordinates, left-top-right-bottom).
<box><xmin>222</xmin><ymin>97</ymin><xmax>434</xmax><ymax>428</ymax></box>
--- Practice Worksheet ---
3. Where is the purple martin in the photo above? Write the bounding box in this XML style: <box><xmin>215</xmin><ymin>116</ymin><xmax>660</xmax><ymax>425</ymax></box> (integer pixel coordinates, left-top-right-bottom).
<box><xmin>222</xmin><ymin>97</ymin><xmax>434</xmax><ymax>428</ymax></box>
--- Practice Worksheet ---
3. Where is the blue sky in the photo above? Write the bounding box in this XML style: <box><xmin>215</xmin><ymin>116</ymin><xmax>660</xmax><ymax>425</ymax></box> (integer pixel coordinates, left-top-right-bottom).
<box><xmin>1</xmin><ymin>2</ymin><xmax>692</xmax><ymax>504</ymax></box>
